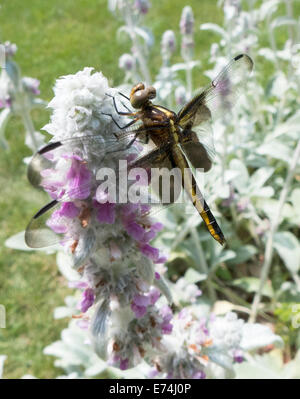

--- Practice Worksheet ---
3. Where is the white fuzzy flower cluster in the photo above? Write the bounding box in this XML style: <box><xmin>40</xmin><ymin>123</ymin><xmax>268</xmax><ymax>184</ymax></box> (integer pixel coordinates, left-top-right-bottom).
<box><xmin>210</xmin><ymin>311</ymin><xmax>243</xmax><ymax>350</ymax></box>
<box><xmin>44</xmin><ymin>68</ymin><xmax>113</xmax><ymax>140</ymax></box>
<box><xmin>151</xmin><ymin>308</ymin><xmax>244</xmax><ymax>378</ymax></box>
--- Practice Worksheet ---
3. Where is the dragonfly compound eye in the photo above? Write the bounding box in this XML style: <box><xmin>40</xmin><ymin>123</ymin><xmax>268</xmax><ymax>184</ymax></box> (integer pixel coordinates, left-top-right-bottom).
<box><xmin>130</xmin><ymin>84</ymin><xmax>157</xmax><ymax>109</ymax></box>
<box><xmin>130</xmin><ymin>89</ymin><xmax>147</xmax><ymax>109</ymax></box>
<box><xmin>146</xmin><ymin>86</ymin><xmax>156</xmax><ymax>100</ymax></box>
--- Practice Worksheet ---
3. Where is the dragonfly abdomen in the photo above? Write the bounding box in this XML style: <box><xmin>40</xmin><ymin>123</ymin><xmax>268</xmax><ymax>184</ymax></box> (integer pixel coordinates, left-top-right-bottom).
<box><xmin>171</xmin><ymin>144</ymin><xmax>225</xmax><ymax>245</ymax></box>
<box><xmin>200</xmin><ymin>201</ymin><xmax>226</xmax><ymax>246</ymax></box>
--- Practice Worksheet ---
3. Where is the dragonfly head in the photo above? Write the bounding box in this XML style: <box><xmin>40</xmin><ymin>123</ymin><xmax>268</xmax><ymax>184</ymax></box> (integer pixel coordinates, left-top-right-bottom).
<box><xmin>130</xmin><ymin>83</ymin><xmax>156</xmax><ymax>109</ymax></box>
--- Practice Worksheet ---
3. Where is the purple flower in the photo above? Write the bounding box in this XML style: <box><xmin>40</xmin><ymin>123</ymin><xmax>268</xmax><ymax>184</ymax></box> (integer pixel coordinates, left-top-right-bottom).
<box><xmin>46</xmin><ymin>202</ymin><xmax>80</xmax><ymax>234</ymax></box>
<box><xmin>140</xmin><ymin>244</ymin><xmax>159</xmax><ymax>261</ymax></box>
<box><xmin>180</xmin><ymin>6</ymin><xmax>194</xmax><ymax>35</ymax></box>
<box><xmin>131</xmin><ymin>294</ymin><xmax>150</xmax><ymax>318</ymax></box>
<box><xmin>94</xmin><ymin>200</ymin><xmax>116</xmax><ymax>224</ymax></box>
<box><xmin>148</xmin><ymin>368</ymin><xmax>159</xmax><ymax>378</ymax></box>
<box><xmin>79</xmin><ymin>288</ymin><xmax>95</xmax><ymax>313</ymax></box>
<box><xmin>155</xmin><ymin>272</ymin><xmax>161</xmax><ymax>280</ymax></box>
<box><xmin>154</xmin><ymin>255</ymin><xmax>167</xmax><ymax>264</ymax></box>
<box><xmin>149</xmin><ymin>288</ymin><xmax>160</xmax><ymax>305</ymax></box>
<box><xmin>59</xmin><ymin>202</ymin><xmax>80</xmax><ymax>218</ymax></box>
<box><xmin>0</xmin><ymin>97</ymin><xmax>12</xmax><ymax>109</ymax></box>
<box><xmin>4</xmin><ymin>41</ymin><xmax>17</xmax><ymax>57</ymax></box>
<box><xmin>236</xmin><ymin>197</ymin><xmax>250</xmax><ymax>212</ymax></box>
<box><xmin>64</xmin><ymin>154</ymin><xmax>92</xmax><ymax>200</ymax></box>
<box><xmin>134</xmin><ymin>0</ymin><xmax>150</xmax><ymax>14</ymax></box>
<box><xmin>119</xmin><ymin>53</ymin><xmax>136</xmax><ymax>72</ymax></box>
<box><xmin>76</xmin><ymin>319</ymin><xmax>90</xmax><ymax>330</ymax></box>
<box><xmin>151</xmin><ymin>222</ymin><xmax>163</xmax><ymax>232</ymax></box>
<box><xmin>161</xmin><ymin>30</ymin><xmax>176</xmax><ymax>56</ymax></box>
<box><xmin>198</xmin><ymin>318</ymin><xmax>209</xmax><ymax>336</ymax></box>
<box><xmin>125</xmin><ymin>221</ymin><xmax>145</xmax><ymax>240</ymax></box>
<box><xmin>69</xmin><ymin>281</ymin><xmax>89</xmax><ymax>289</ymax></box>
<box><xmin>22</xmin><ymin>77</ymin><xmax>41</xmax><ymax>95</ymax></box>
<box><xmin>193</xmin><ymin>370</ymin><xmax>206</xmax><ymax>379</ymax></box>
<box><xmin>233</xmin><ymin>349</ymin><xmax>244</xmax><ymax>363</ymax></box>
<box><xmin>46</xmin><ymin>209</ymin><xmax>68</xmax><ymax>234</ymax></box>
<box><xmin>160</xmin><ymin>305</ymin><xmax>173</xmax><ymax>334</ymax></box>
<box><xmin>120</xmin><ymin>358</ymin><xmax>129</xmax><ymax>370</ymax></box>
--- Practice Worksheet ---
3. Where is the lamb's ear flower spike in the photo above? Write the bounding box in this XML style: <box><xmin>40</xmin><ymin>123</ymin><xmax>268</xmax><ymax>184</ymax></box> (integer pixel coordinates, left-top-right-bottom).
<box><xmin>161</xmin><ymin>30</ymin><xmax>176</xmax><ymax>66</ymax></box>
<box><xmin>180</xmin><ymin>5</ymin><xmax>195</xmax><ymax>62</ymax></box>
<box><xmin>0</xmin><ymin>41</ymin><xmax>46</xmax><ymax>152</ymax></box>
<box><xmin>40</xmin><ymin>68</ymin><xmax>269</xmax><ymax>377</ymax></box>
<box><xmin>39</xmin><ymin>67</ymin><xmax>173</xmax><ymax>370</ymax></box>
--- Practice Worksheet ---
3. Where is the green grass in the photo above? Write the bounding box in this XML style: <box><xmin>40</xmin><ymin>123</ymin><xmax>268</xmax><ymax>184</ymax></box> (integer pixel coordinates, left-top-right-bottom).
<box><xmin>0</xmin><ymin>0</ymin><xmax>223</xmax><ymax>378</ymax></box>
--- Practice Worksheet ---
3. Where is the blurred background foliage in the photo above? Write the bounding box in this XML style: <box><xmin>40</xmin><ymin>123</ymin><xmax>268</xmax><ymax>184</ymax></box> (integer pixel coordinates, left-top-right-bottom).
<box><xmin>0</xmin><ymin>0</ymin><xmax>300</xmax><ymax>378</ymax></box>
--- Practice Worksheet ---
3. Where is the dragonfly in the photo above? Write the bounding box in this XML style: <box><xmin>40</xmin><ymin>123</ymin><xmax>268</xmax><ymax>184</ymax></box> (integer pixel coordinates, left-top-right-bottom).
<box><xmin>25</xmin><ymin>53</ymin><xmax>253</xmax><ymax>249</ymax></box>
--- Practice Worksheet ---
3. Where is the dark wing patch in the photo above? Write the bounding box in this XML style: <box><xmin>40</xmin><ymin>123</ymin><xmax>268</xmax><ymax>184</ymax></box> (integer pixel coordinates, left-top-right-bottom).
<box><xmin>130</xmin><ymin>144</ymin><xmax>182</xmax><ymax>204</ymax></box>
<box><xmin>180</xmin><ymin>131</ymin><xmax>212</xmax><ymax>172</ymax></box>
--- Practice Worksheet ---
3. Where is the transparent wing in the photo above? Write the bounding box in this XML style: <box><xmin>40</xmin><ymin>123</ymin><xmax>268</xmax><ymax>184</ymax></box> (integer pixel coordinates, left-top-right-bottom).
<box><xmin>25</xmin><ymin>200</ymin><xmax>66</xmax><ymax>248</ymax></box>
<box><xmin>25</xmin><ymin>143</ymin><xmax>189</xmax><ymax>248</ymax></box>
<box><xmin>177</xmin><ymin>54</ymin><xmax>254</xmax><ymax>128</ymax></box>
<box><xmin>27</xmin><ymin>123</ymin><xmax>156</xmax><ymax>199</ymax></box>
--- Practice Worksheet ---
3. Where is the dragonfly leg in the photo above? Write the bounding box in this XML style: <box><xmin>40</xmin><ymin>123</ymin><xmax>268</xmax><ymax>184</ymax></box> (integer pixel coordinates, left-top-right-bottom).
<box><xmin>106</xmin><ymin>135</ymin><xmax>137</xmax><ymax>154</ymax></box>
<box><xmin>101</xmin><ymin>113</ymin><xmax>138</xmax><ymax>132</ymax></box>
<box><xmin>105</xmin><ymin>93</ymin><xmax>132</xmax><ymax>114</ymax></box>
<box><xmin>117</xmin><ymin>92</ymin><xmax>130</xmax><ymax>101</ymax></box>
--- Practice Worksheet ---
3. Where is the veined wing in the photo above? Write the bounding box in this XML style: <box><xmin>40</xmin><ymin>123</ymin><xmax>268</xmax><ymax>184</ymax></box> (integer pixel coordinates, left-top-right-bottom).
<box><xmin>177</xmin><ymin>54</ymin><xmax>253</xmax><ymax>170</ymax></box>
<box><xmin>27</xmin><ymin>123</ymin><xmax>158</xmax><ymax>195</ymax></box>
<box><xmin>25</xmin><ymin>124</ymin><xmax>158</xmax><ymax>248</ymax></box>
<box><xmin>177</xmin><ymin>54</ymin><xmax>253</xmax><ymax>129</ymax></box>
<box><xmin>25</xmin><ymin>141</ymin><xmax>225</xmax><ymax>248</ymax></box>
<box><xmin>25</xmin><ymin>143</ymin><xmax>187</xmax><ymax>248</ymax></box>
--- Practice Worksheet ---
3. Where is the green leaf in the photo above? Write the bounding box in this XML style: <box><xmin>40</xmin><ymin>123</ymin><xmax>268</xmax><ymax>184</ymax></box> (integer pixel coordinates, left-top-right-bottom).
<box><xmin>154</xmin><ymin>275</ymin><xmax>172</xmax><ymax>304</ymax></box>
<box><xmin>229</xmin><ymin>159</ymin><xmax>249</xmax><ymax>194</ymax></box>
<box><xmin>212</xmin><ymin>249</ymin><xmax>236</xmax><ymax>268</ymax></box>
<box><xmin>256</xmin><ymin>140</ymin><xmax>291</xmax><ymax>163</ymax></box>
<box><xmin>271</xmin><ymin>16</ymin><xmax>297</xmax><ymax>30</ymax></box>
<box><xmin>200</xmin><ymin>23</ymin><xmax>228</xmax><ymax>39</ymax></box>
<box><xmin>273</xmin><ymin>231</ymin><xmax>300</xmax><ymax>273</ymax></box>
<box><xmin>289</xmin><ymin>189</ymin><xmax>300</xmax><ymax>225</ymax></box>
<box><xmin>249</xmin><ymin>167</ymin><xmax>274</xmax><ymax>191</ymax></box>
<box><xmin>184</xmin><ymin>268</ymin><xmax>207</xmax><ymax>284</ymax></box>
<box><xmin>256</xmin><ymin>198</ymin><xmax>293</xmax><ymax>221</ymax></box>
<box><xmin>0</xmin><ymin>355</ymin><xmax>7</xmax><ymax>379</ymax></box>
<box><xmin>228</xmin><ymin>245</ymin><xmax>257</xmax><ymax>266</ymax></box>
<box><xmin>0</xmin><ymin>108</ymin><xmax>12</xmax><ymax>150</ymax></box>
<box><xmin>271</xmin><ymin>110</ymin><xmax>300</xmax><ymax>140</ymax></box>
<box><xmin>134</xmin><ymin>27</ymin><xmax>154</xmax><ymax>47</ymax></box>
<box><xmin>235</xmin><ymin>350</ymin><xmax>300</xmax><ymax>379</ymax></box>
<box><xmin>259</xmin><ymin>0</ymin><xmax>279</xmax><ymax>20</ymax></box>
<box><xmin>241</xmin><ymin>324</ymin><xmax>283</xmax><ymax>351</ymax></box>
<box><xmin>5</xmin><ymin>231</ymin><xmax>57</xmax><ymax>254</ymax></box>
<box><xmin>231</xmin><ymin>277</ymin><xmax>273</xmax><ymax>298</ymax></box>
<box><xmin>5</xmin><ymin>60</ymin><xmax>21</xmax><ymax>88</ymax></box>
<box><xmin>56</xmin><ymin>251</ymin><xmax>81</xmax><ymax>282</ymax></box>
